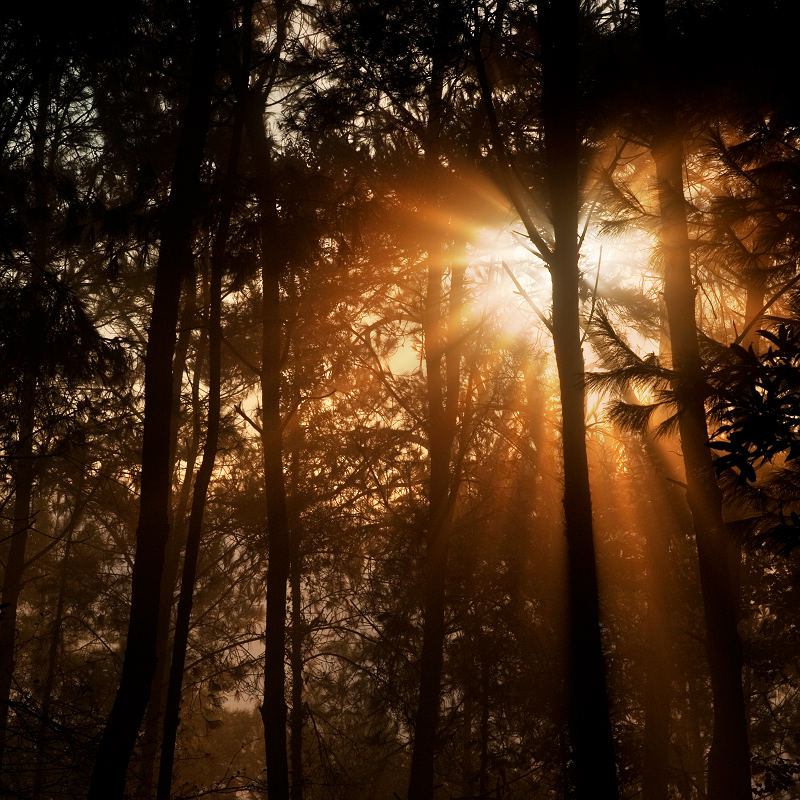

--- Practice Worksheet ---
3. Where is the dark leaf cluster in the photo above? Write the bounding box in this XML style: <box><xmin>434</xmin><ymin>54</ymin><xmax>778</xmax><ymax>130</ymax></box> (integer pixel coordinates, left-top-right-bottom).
<box><xmin>707</xmin><ymin>325</ymin><xmax>800</xmax><ymax>482</ymax></box>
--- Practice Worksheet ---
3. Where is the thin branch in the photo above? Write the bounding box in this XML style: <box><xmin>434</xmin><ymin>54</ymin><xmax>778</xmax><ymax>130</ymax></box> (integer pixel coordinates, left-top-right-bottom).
<box><xmin>734</xmin><ymin>271</ymin><xmax>800</xmax><ymax>345</ymax></box>
<box><xmin>471</xmin><ymin>23</ymin><xmax>553</xmax><ymax>265</ymax></box>
<box><xmin>223</xmin><ymin>335</ymin><xmax>261</xmax><ymax>376</ymax></box>
<box><xmin>500</xmin><ymin>260</ymin><xmax>553</xmax><ymax>332</ymax></box>
<box><xmin>234</xmin><ymin>402</ymin><xmax>262</xmax><ymax>435</ymax></box>
<box><xmin>581</xmin><ymin>246</ymin><xmax>603</xmax><ymax>345</ymax></box>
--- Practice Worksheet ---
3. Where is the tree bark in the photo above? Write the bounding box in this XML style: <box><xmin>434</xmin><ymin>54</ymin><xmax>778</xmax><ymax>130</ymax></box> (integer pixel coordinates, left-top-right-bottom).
<box><xmin>407</xmin><ymin>259</ymin><xmax>452</xmax><ymax>800</ymax></box>
<box><xmin>87</xmin><ymin>5</ymin><xmax>220</xmax><ymax>797</ymax></box>
<box><xmin>641</xmin><ymin>500</ymin><xmax>673</xmax><ymax>800</ymax></box>
<box><xmin>539</xmin><ymin>3</ymin><xmax>619</xmax><ymax>798</ymax></box>
<box><xmin>655</xmin><ymin>139</ymin><xmax>752</xmax><ymax>799</ymax></box>
<box><xmin>156</xmin><ymin>220</ymin><xmax>224</xmax><ymax>800</ymax></box>
<box><xmin>407</xmin><ymin>252</ymin><xmax>464</xmax><ymax>800</ymax></box>
<box><xmin>32</xmin><ymin>524</ymin><xmax>73</xmax><ymax>800</ymax></box>
<box><xmin>259</xmin><ymin>184</ymin><xmax>291</xmax><ymax>800</ymax></box>
<box><xmin>474</xmin><ymin>2</ymin><xmax>618</xmax><ymax>794</ymax></box>
<box><xmin>742</xmin><ymin>271</ymin><xmax>766</xmax><ymax>353</ymax></box>
<box><xmin>503</xmin><ymin>356</ymin><xmax>544</xmax><ymax>623</ymax></box>
<box><xmin>406</xmin><ymin>9</ymin><xmax>463</xmax><ymax>797</ymax></box>
<box><xmin>478</xmin><ymin>646</ymin><xmax>490</xmax><ymax>800</ymax></box>
<box><xmin>289</xmin><ymin>445</ymin><xmax>305</xmax><ymax>800</ymax></box>
<box><xmin>137</xmin><ymin>279</ymin><xmax>201</xmax><ymax>800</ymax></box>
<box><xmin>155</xmin><ymin>9</ymin><xmax>251</xmax><ymax>791</ymax></box>
<box><xmin>246</xmin><ymin>85</ymin><xmax>292</xmax><ymax>800</ymax></box>
<box><xmin>637</xmin><ymin>4</ymin><xmax>752</xmax><ymax>799</ymax></box>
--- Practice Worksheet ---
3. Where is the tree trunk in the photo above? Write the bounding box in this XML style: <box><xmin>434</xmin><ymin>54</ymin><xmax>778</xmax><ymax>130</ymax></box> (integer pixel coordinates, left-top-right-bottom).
<box><xmin>32</xmin><ymin>525</ymin><xmax>72</xmax><ymax>800</ymax></box>
<box><xmin>460</xmin><ymin>650</ymin><xmax>476</xmax><ymax>797</ymax></box>
<box><xmin>0</xmin><ymin>368</ymin><xmax>36</xmax><ymax>778</ymax></box>
<box><xmin>504</xmin><ymin>356</ymin><xmax>544</xmax><ymax>623</ymax></box>
<box><xmin>657</xmin><ymin>176</ymin><xmax>751</xmax><ymax>798</ymax></box>
<box><xmin>407</xmin><ymin>253</ymin><xmax>464</xmax><ymax>800</ymax></box>
<box><xmin>155</xmin><ymin>11</ymin><xmax>250</xmax><ymax>789</ymax></box>
<box><xmin>742</xmin><ymin>271</ymin><xmax>766</xmax><ymax>353</ymax></box>
<box><xmin>259</xmin><ymin>189</ymin><xmax>291</xmax><ymax>800</ymax></box>
<box><xmin>478</xmin><ymin>646</ymin><xmax>490</xmax><ymax>800</ymax></box>
<box><xmin>137</xmin><ymin>279</ymin><xmax>201</xmax><ymax>800</ymax></box>
<box><xmin>539</xmin><ymin>3</ymin><xmax>619</xmax><ymax>797</ymax></box>
<box><xmin>675</xmin><ymin>676</ymin><xmax>706</xmax><ymax>799</ymax></box>
<box><xmin>407</xmin><ymin>12</ymin><xmax>463</xmax><ymax>796</ymax></box>
<box><xmin>246</xmin><ymin>87</ymin><xmax>291</xmax><ymax>800</ymax></box>
<box><xmin>617</xmin><ymin>400</ymin><xmax>677</xmax><ymax>800</ymax></box>
<box><xmin>155</xmin><ymin>238</ymin><xmax>223</xmax><ymax>800</ymax></box>
<box><xmin>407</xmin><ymin>259</ymin><xmax>452</xmax><ymax>800</ymax></box>
<box><xmin>637</xmin><ymin>4</ymin><xmax>752</xmax><ymax>798</ymax></box>
<box><xmin>87</xmin><ymin>5</ymin><xmax>220</xmax><ymax>797</ymax></box>
<box><xmin>475</xmin><ymin>4</ymin><xmax>618</xmax><ymax>794</ymax></box>
<box><xmin>289</xmin><ymin>446</ymin><xmax>305</xmax><ymax>800</ymax></box>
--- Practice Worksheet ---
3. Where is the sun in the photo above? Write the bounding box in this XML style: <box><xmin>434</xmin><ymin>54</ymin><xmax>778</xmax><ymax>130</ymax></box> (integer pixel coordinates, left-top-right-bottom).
<box><xmin>467</xmin><ymin>219</ymin><xmax>659</xmax><ymax>371</ymax></box>
<box><xmin>383</xmin><ymin>219</ymin><xmax>653</xmax><ymax>378</ymax></box>
<box><xmin>467</xmin><ymin>226</ymin><xmax>553</xmax><ymax>342</ymax></box>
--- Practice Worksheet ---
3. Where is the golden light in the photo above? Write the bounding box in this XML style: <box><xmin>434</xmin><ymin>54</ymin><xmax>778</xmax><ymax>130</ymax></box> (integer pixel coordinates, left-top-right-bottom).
<box><xmin>467</xmin><ymin>225</ymin><xmax>553</xmax><ymax>342</ymax></box>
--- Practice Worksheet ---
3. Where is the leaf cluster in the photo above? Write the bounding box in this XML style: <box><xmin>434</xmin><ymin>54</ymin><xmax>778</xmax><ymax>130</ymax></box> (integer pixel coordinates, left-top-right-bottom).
<box><xmin>585</xmin><ymin>310</ymin><xmax>677</xmax><ymax>437</ymax></box>
<box><xmin>707</xmin><ymin>324</ymin><xmax>800</xmax><ymax>483</ymax></box>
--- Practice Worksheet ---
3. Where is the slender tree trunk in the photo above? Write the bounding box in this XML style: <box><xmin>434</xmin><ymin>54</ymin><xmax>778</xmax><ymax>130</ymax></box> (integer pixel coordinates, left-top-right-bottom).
<box><xmin>642</xmin><ymin>604</ymin><xmax>671</xmax><ymax>800</ymax></box>
<box><xmin>155</xmin><ymin>11</ymin><xmax>250</xmax><ymax>789</ymax></box>
<box><xmin>619</xmin><ymin>404</ymin><xmax>676</xmax><ymax>800</ymax></box>
<box><xmin>0</xmin><ymin>369</ymin><xmax>36</xmax><ymax>777</ymax></box>
<box><xmin>539</xmin><ymin>3</ymin><xmax>619</xmax><ymax>797</ymax></box>
<box><xmin>408</xmin><ymin>259</ymin><xmax>451</xmax><ymax>800</ymax></box>
<box><xmin>742</xmin><ymin>272</ymin><xmax>766</xmax><ymax>353</ymax></box>
<box><xmin>504</xmin><ymin>356</ymin><xmax>544</xmax><ymax>621</ymax></box>
<box><xmin>408</xmin><ymin>255</ymin><xmax>464</xmax><ymax>800</ymax></box>
<box><xmin>156</xmin><ymin>231</ymin><xmax>223</xmax><ymax>800</ymax></box>
<box><xmin>407</xmin><ymin>14</ymin><xmax>463</xmax><ymax>796</ymax></box>
<box><xmin>32</xmin><ymin>525</ymin><xmax>72</xmax><ymax>800</ymax></box>
<box><xmin>238</xmin><ymin>4</ymin><xmax>295</xmax><ymax>794</ymax></box>
<box><xmin>169</xmin><ymin>278</ymin><xmax>202</xmax><ymax>475</ymax></box>
<box><xmin>475</xmin><ymin>4</ymin><xmax>617</xmax><ymax>794</ymax></box>
<box><xmin>648</xmin><ymin>444</ymin><xmax>705</xmax><ymax>800</ymax></box>
<box><xmin>478</xmin><ymin>646</ymin><xmax>490</xmax><ymax>800</ymax></box>
<box><xmin>259</xmin><ymin>188</ymin><xmax>291</xmax><ymax>800</ymax></box>
<box><xmin>642</xmin><ymin>525</ymin><xmax>672</xmax><ymax>800</ymax></box>
<box><xmin>87</xmin><ymin>6</ymin><xmax>220</xmax><ymax>797</ymax></box>
<box><xmin>637</xmin><ymin>5</ymin><xmax>752</xmax><ymax>799</ymax></box>
<box><xmin>460</xmin><ymin>654</ymin><xmax>476</xmax><ymax>797</ymax></box>
<box><xmin>676</xmin><ymin>677</ymin><xmax>706</xmax><ymax>799</ymax></box>
<box><xmin>289</xmin><ymin>446</ymin><xmax>304</xmax><ymax>800</ymax></box>
<box><xmin>246</xmin><ymin>86</ymin><xmax>291</xmax><ymax>800</ymax></box>
<box><xmin>137</xmin><ymin>279</ymin><xmax>201</xmax><ymax>800</ymax></box>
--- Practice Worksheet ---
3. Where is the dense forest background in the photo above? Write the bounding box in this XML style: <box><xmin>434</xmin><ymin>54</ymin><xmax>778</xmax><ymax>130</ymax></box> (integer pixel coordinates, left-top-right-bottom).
<box><xmin>1</xmin><ymin>1</ymin><xmax>799</xmax><ymax>798</ymax></box>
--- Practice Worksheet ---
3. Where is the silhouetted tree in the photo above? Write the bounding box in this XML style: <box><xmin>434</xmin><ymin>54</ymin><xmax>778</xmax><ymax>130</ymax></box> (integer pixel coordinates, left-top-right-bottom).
<box><xmin>156</xmin><ymin>8</ymin><xmax>252</xmax><ymax>794</ymax></box>
<box><xmin>633</xmin><ymin>3</ymin><xmax>751</xmax><ymax>798</ymax></box>
<box><xmin>474</xmin><ymin>2</ymin><xmax>620</xmax><ymax>796</ymax></box>
<box><xmin>88</xmin><ymin>3</ymin><xmax>223</xmax><ymax>796</ymax></box>
<box><xmin>0</xmin><ymin>4</ymin><xmax>129</xmax><ymax>780</ymax></box>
